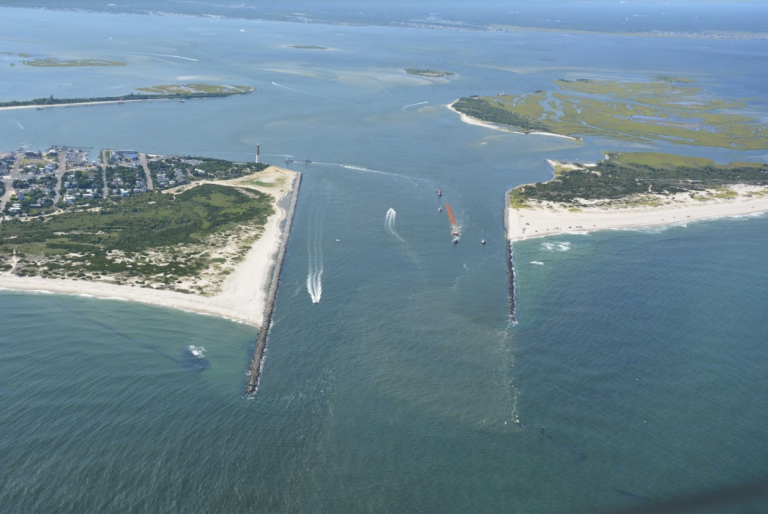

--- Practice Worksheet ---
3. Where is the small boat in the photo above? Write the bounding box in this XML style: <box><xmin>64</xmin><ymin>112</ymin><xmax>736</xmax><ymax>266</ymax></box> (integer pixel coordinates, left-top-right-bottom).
<box><xmin>436</xmin><ymin>189</ymin><xmax>442</xmax><ymax>197</ymax></box>
<box><xmin>481</xmin><ymin>239</ymin><xmax>486</xmax><ymax>245</ymax></box>
<box><xmin>285</xmin><ymin>158</ymin><xmax>294</xmax><ymax>163</ymax></box>
<box><xmin>179</xmin><ymin>99</ymin><xmax>186</xmax><ymax>103</ymax></box>
<box><xmin>438</xmin><ymin>207</ymin><xmax>442</xmax><ymax>212</ymax></box>
<box><xmin>453</xmin><ymin>237</ymin><xmax>459</xmax><ymax>244</ymax></box>
<box><xmin>36</xmin><ymin>107</ymin><xmax>43</xmax><ymax>111</ymax></box>
<box><xmin>304</xmin><ymin>158</ymin><xmax>312</xmax><ymax>163</ymax></box>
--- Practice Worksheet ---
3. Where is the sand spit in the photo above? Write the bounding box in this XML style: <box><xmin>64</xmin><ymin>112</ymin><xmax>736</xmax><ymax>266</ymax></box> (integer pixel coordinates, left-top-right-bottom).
<box><xmin>446</xmin><ymin>100</ymin><xmax>581</xmax><ymax>141</ymax></box>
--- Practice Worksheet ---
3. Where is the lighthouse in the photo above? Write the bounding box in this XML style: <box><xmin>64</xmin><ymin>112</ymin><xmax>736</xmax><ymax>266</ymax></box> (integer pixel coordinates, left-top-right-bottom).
<box><xmin>255</xmin><ymin>143</ymin><xmax>260</xmax><ymax>163</ymax></box>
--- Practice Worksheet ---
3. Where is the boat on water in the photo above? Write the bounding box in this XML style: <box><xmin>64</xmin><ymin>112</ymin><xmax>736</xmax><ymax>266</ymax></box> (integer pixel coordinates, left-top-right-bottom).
<box><xmin>438</xmin><ymin>207</ymin><xmax>442</xmax><ymax>212</ymax></box>
<box><xmin>445</xmin><ymin>203</ymin><xmax>461</xmax><ymax>244</ymax></box>
<box><xmin>304</xmin><ymin>158</ymin><xmax>312</xmax><ymax>163</ymax></box>
<box><xmin>481</xmin><ymin>239</ymin><xmax>486</xmax><ymax>245</ymax></box>
<box><xmin>285</xmin><ymin>158</ymin><xmax>294</xmax><ymax>163</ymax></box>
<box><xmin>436</xmin><ymin>189</ymin><xmax>442</xmax><ymax>197</ymax></box>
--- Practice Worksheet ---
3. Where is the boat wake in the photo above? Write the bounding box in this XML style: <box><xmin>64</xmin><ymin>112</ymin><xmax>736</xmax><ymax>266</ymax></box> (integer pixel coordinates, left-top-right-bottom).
<box><xmin>306</xmin><ymin>208</ymin><xmax>324</xmax><ymax>304</ymax></box>
<box><xmin>402</xmin><ymin>100</ymin><xmax>428</xmax><ymax>112</ymax></box>
<box><xmin>105</xmin><ymin>50</ymin><xmax>198</xmax><ymax>61</ymax></box>
<box><xmin>12</xmin><ymin>120</ymin><xmax>23</xmax><ymax>130</ymax></box>
<box><xmin>385</xmin><ymin>208</ymin><xmax>404</xmax><ymax>242</ymax></box>
<box><xmin>272</xmin><ymin>81</ymin><xmax>305</xmax><ymax>93</ymax></box>
<box><xmin>334</xmin><ymin>163</ymin><xmax>419</xmax><ymax>185</ymax></box>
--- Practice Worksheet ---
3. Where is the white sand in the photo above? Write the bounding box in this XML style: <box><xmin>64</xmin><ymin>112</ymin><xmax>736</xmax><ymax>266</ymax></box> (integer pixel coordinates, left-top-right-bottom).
<box><xmin>0</xmin><ymin>166</ymin><xmax>298</xmax><ymax>327</ymax></box>
<box><xmin>508</xmin><ymin>185</ymin><xmax>768</xmax><ymax>242</ymax></box>
<box><xmin>446</xmin><ymin>100</ymin><xmax>581</xmax><ymax>141</ymax></box>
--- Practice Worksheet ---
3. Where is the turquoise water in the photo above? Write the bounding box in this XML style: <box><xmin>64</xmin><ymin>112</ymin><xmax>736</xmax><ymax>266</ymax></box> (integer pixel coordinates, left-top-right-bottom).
<box><xmin>1</xmin><ymin>8</ymin><xmax>767</xmax><ymax>513</ymax></box>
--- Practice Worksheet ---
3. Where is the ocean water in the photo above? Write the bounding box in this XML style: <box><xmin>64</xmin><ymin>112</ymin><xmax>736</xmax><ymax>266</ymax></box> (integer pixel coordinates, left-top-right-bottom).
<box><xmin>1</xmin><ymin>8</ymin><xmax>767</xmax><ymax>513</ymax></box>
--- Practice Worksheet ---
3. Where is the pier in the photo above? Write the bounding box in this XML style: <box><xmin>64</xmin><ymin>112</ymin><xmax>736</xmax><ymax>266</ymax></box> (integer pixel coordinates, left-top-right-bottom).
<box><xmin>245</xmin><ymin>172</ymin><xmax>302</xmax><ymax>395</ymax></box>
<box><xmin>503</xmin><ymin>189</ymin><xmax>517</xmax><ymax>322</ymax></box>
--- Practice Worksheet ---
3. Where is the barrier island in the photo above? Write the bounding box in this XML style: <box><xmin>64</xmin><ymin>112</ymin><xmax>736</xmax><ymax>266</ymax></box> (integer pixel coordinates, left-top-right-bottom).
<box><xmin>507</xmin><ymin>152</ymin><xmax>768</xmax><ymax>241</ymax></box>
<box><xmin>0</xmin><ymin>84</ymin><xmax>256</xmax><ymax>110</ymax></box>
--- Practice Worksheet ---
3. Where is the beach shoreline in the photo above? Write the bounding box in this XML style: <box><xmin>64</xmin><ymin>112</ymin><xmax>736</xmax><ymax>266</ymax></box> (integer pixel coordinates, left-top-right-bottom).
<box><xmin>446</xmin><ymin>100</ymin><xmax>581</xmax><ymax>141</ymax></box>
<box><xmin>507</xmin><ymin>185</ymin><xmax>768</xmax><ymax>242</ymax></box>
<box><xmin>0</xmin><ymin>166</ymin><xmax>299</xmax><ymax>327</ymax></box>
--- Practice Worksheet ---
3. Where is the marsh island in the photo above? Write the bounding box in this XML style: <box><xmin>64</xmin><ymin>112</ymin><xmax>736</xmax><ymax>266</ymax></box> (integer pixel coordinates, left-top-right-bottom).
<box><xmin>452</xmin><ymin>77</ymin><xmax>768</xmax><ymax>149</ymax></box>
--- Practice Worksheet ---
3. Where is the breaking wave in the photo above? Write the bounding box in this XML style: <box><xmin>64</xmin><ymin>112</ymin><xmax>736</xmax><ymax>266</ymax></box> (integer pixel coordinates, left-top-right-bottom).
<box><xmin>541</xmin><ymin>241</ymin><xmax>571</xmax><ymax>252</ymax></box>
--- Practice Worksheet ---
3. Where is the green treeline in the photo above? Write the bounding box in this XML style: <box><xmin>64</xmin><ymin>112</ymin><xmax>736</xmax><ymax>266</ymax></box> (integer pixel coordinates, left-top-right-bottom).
<box><xmin>0</xmin><ymin>184</ymin><xmax>273</xmax><ymax>277</ymax></box>
<box><xmin>518</xmin><ymin>158</ymin><xmax>768</xmax><ymax>204</ymax></box>
<box><xmin>452</xmin><ymin>97</ymin><xmax>549</xmax><ymax>132</ymax></box>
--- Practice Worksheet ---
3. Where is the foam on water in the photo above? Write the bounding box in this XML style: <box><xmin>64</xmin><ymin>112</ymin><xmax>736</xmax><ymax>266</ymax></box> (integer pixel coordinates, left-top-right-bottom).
<box><xmin>188</xmin><ymin>345</ymin><xmax>206</xmax><ymax>358</ymax></box>
<box><xmin>541</xmin><ymin>241</ymin><xmax>571</xmax><ymax>252</ymax></box>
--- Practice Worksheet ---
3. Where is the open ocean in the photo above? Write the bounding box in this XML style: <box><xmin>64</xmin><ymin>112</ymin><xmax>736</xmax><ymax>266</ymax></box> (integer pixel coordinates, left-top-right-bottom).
<box><xmin>0</xmin><ymin>7</ymin><xmax>767</xmax><ymax>513</ymax></box>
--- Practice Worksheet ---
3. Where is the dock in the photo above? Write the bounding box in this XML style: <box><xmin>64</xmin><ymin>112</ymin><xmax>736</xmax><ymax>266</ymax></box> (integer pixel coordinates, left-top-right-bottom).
<box><xmin>503</xmin><ymin>189</ymin><xmax>517</xmax><ymax>322</ymax></box>
<box><xmin>245</xmin><ymin>172</ymin><xmax>302</xmax><ymax>395</ymax></box>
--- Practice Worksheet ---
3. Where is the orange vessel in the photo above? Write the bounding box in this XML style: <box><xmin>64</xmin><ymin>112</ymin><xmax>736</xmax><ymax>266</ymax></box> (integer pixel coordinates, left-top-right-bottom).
<box><xmin>444</xmin><ymin>203</ymin><xmax>461</xmax><ymax>243</ymax></box>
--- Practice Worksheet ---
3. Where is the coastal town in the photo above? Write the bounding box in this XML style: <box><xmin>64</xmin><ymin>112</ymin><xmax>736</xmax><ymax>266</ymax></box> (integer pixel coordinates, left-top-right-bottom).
<box><xmin>0</xmin><ymin>146</ymin><xmax>267</xmax><ymax>217</ymax></box>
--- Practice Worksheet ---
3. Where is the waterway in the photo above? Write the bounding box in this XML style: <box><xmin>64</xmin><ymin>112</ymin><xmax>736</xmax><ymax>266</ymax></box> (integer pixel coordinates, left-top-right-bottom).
<box><xmin>0</xmin><ymin>8</ymin><xmax>767</xmax><ymax>513</ymax></box>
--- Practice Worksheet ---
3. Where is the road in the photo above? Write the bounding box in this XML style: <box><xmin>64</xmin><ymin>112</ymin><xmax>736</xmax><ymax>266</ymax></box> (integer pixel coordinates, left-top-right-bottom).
<box><xmin>0</xmin><ymin>153</ymin><xmax>23</xmax><ymax>213</ymax></box>
<box><xmin>53</xmin><ymin>152</ymin><xmax>68</xmax><ymax>205</ymax></box>
<box><xmin>100</xmin><ymin>150</ymin><xmax>109</xmax><ymax>198</ymax></box>
<box><xmin>139</xmin><ymin>153</ymin><xmax>154</xmax><ymax>190</ymax></box>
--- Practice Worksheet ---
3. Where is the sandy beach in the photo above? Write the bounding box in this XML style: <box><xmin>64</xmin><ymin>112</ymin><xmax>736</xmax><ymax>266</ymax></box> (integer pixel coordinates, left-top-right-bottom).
<box><xmin>508</xmin><ymin>184</ymin><xmax>768</xmax><ymax>242</ymax></box>
<box><xmin>0</xmin><ymin>166</ymin><xmax>299</xmax><ymax>327</ymax></box>
<box><xmin>446</xmin><ymin>100</ymin><xmax>581</xmax><ymax>141</ymax></box>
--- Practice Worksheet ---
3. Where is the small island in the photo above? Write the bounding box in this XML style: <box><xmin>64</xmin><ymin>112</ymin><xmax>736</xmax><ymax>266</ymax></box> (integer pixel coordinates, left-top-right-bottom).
<box><xmin>0</xmin><ymin>146</ymin><xmax>299</xmax><ymax>326</ymax></box>
<box><xmin>0</xmin><ymin>84</ymin><xmax>256</xmax><ymax>110</ymax></box>
<box><xmin>287</xmin><ymin>45</ymin><xmax>329</xmax><ymax>50</ymax></box>
<box><xmin>507</xmin><ymin>152</ymin><xmax>768</xmax><ymax>242</ymax></box>
<box><xmin>21</xmin><ymin>58</ymin><xmax>126</xmax><ymax>67</ymax></box>
<box><xmin>451</xmin><ymin>77</ymin><xmax>768</xmax><ymax>150</ymax></box>
<box><xmin>405</xmin><ymin>68</ymin><xmax>454</xmax><ymax>78</ymax></box>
